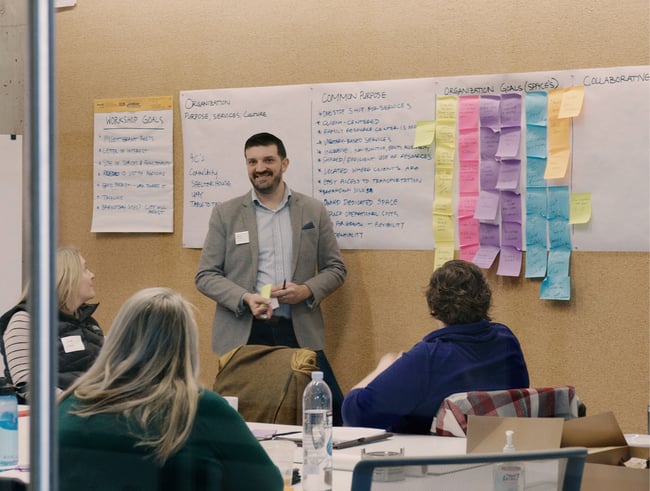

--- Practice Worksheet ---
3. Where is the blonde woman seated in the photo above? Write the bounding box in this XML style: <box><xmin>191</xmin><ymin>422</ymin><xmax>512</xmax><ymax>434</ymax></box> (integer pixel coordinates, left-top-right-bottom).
<box><xmin>58</xmin><ymin>287</ymin><xmax>283</xmax><ymax>491</ymax></box>
<box><xmin>0</xmin><ymin>246</ymin><xmax>103</xmax><ymax>401</ymax></box>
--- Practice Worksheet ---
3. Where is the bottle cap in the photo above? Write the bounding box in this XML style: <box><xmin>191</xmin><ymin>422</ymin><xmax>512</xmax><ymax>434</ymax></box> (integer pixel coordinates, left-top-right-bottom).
<box><xmin>311</xmin><ymin>371</ymin><xmax>324</xmax><ymax>381</ymax></box>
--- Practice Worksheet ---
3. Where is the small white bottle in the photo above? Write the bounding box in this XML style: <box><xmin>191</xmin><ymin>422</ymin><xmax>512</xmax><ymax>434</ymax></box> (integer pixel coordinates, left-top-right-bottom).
<box><xmin>493</xmin><ymin>430</ymin><xmax>524</xmax><ymax>491</ymax></box>
<box><xmin>302</xmin><ymin>371</ymin><xmax>332</xmax><ymax>491</ymax></box>
<box><xmin>0</xmin><ymin>378</ymin><xmax>18</xmax><ymax>469</ymax></box>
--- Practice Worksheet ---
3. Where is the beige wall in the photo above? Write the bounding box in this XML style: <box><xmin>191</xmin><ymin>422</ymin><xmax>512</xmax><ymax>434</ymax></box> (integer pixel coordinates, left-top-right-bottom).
<box><xmin>55</xmin><ymin>1</ymin><xmax>649</xmax><ymax>432</ymax></box>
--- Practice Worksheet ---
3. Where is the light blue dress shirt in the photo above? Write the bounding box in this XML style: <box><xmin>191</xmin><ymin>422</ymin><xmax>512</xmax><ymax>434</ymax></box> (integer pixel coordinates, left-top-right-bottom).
<box><xmin>252</xmin><ymin>185</ymin><xmax>293</xmax><ymax>319</ymax></box>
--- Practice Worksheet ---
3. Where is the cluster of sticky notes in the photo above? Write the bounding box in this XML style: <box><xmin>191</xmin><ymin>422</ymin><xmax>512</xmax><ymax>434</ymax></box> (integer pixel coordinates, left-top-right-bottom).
<box><xmin>472</xmin><ymin>94</ymin><xmax>524</xmax><ymax>277</ymax></box>
<box><xmin>525</xmin><ymin>86</ymin><xmax>588</xmax><ymax>301</ymax></box>
<box><xmin>414</xmin><ymin>85</ymin><xmax>591</xmax><ymax>302</ymax></box>
<box><xmin>456</xmin><ymin>95</ymin><xmax>480</xmax><ymax>262</ymax></box>
<box><xmin>431</xmin><ymin>96</ymin><xmax>457</xmax><ymax>270</ymax></box>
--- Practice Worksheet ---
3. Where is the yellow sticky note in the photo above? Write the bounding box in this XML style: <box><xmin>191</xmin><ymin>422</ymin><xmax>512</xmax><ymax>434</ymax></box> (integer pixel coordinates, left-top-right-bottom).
<box><xmin>435</xmin><ymin>145</ymin><xmax>455</xmax><ymax>168</ymax></box>
<box><xmin>558</xmin><ymin>86</ymin><xmax>585</xmax><ymax>119</ymax></box>
<box><xmin>435</xmin><ymin>120</ymin><xmax>456</xmax><ymax>148</ymax></box>
<box><xmin>547</xmin><ymin>88</ymin><xmax>566</xmax><ymax>120</ymax></box>
<box><xmin>432</xmin><ymin>214</ymin><xmax>454</xmax><ymax>242</ymax></box>
<box><xmin>436</xmin><ymin>96</ymin><xmax>458</xmax><ymax>120</ymax></box>
<box><xmin>433</xmin><ymin>197</ymin><xmax>453</xmax><ymax>216</ymax></box>
<box><xmin>413</xmin><ymin>120</ymin><xmax>436</xmax><ymax>148</ymax></box>
<box><xmin>434</xmin><ymin>242</ymin><xmax>455</xmax><ymax>270</ymax></box>
<box><xmin>544</xmin><ymin>149</ymin><xmax>570</xmax><ymax>180</ymax></box>
<box><xmin>570</xmin><ymin>192</ymin><xmax>592</xmax><ymax>224</ymax></box>
<box><xmin>435</xmin><ymin>166</ymin><xmax>454</xmax><ymax>196</ymax></box>
<box><xmin>548</xmin><ymin>118</ymin><xmax>571</xmax><ymax>152</ymax></box>
<box><xmin>260</xmin><ymin>284</ymin><xmax>272</xmax><ymax>299</ymax></box>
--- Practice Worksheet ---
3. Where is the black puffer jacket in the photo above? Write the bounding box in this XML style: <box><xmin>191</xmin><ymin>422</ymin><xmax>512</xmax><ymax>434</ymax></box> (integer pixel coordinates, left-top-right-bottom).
<box><xmin>0</xmin><ymin>302</ymin><xmax>104</xmax><ymax>393</ymax></box>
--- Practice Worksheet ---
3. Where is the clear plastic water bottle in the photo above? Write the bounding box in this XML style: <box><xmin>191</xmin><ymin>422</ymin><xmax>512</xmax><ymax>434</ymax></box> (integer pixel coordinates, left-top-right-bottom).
<box><xmin>0</xmin><ymin>378</ymin><xmax>18</xmax><ymax>469</ymax></box>
<box><xmin>302</xmin><ymin>371</ymin><xmax>332</xmax><ymax>491</ymax></box>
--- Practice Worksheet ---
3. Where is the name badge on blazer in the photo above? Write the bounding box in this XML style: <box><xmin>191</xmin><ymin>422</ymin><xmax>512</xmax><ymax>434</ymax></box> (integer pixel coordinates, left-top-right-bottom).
<box><xmin>235</xmin><ymin>231</ymin><xmax>250</xmax><ymax>244</ymax></box>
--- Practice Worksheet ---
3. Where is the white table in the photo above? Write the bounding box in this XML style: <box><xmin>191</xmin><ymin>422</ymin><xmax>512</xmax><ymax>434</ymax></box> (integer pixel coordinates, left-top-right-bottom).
<box><xmin>11</xmin><ymin>416</ymin><xmax>646</xmax><ymax>490</ymax></box>
<box><xmin>247</xmin><ymin>422</ymin><xmax>467</xmax><ymax>490</ymax></box>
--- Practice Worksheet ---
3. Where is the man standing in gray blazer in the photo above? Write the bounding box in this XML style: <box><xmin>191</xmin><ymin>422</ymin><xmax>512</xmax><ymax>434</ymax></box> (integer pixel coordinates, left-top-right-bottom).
<box><xmin>195</xmin><ymin>132</ymin><xmax>347</xmax><ymax>419</ymax></box>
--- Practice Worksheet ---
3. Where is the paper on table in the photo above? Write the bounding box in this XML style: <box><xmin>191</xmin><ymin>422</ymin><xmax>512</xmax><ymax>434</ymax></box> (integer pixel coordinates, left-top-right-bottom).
<box><xmin>279</xmin><ymin>426</ymin><xmax>391</xmax><ymax>448</ymax></box>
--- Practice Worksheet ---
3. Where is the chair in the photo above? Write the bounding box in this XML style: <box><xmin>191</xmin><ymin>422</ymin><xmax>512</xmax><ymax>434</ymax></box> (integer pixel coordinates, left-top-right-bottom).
<box><xmin>350</xmin><ymin>446</ymin><xmax>588</xmax><ymax>491</ymax></box>
<box><xmin>213</xmin><ymin>344</ymin><xmax>318</xmax><ymax>425</ymax></box>
<box><xmin>433</xmin><ymin>386</ymin><xmax>584</xmax><ymax>437</ymax></box>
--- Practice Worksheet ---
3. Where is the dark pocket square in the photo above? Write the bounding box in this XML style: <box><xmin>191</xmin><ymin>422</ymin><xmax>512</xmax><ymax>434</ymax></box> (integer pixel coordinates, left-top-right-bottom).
<box><xmin>302</xmin><ymin>221</ymin><xmax>315</xmax><ymax>230</ymax></box>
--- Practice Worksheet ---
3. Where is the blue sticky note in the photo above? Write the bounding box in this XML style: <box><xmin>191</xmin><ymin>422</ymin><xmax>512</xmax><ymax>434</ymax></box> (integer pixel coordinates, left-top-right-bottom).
<box><xmin>526</xmin><ymin>187</ymin><xmax>548</xmax><ymax>218</ymax></box>
<box><xmin>548</xmin><ymin>218</ymin><xmax>572</xmax><ymax>249</ymax></box>
<box><xmin>540</xmin><ymin>275</ymin><xmax>571</xmax><ymax>301</ymax></box>
<box><xmin>548</xmin><ymin>248</ymin><xmax>571</xmax><ymax>277</ymax></box>
<box><xmin>525</xmin><ymin>91</ymin><xmax>548</xmax><ymax>125</ymax></box>
<box><xmin>526</xmin><ymin>125</ymin><xmax>547</xmax><ymax>158</ymax></box>
<box><xmin>526</xmin><ymin>214</ymin><xmax>548</xmax><ymax>247</ymax></box>
<box><xmin>526</xmin><ymin>157</ymin><xmax>547</xmax><ymax>188</ymax></box>
<box><xmin>525</xmin><ymin>245</ymin><xmax>547</xmax><ymax>278</ymax></box>
<box><xmin>548</xmin><ymin>186</ymin><xmax>570</xmax><ymax>220</ymax></box>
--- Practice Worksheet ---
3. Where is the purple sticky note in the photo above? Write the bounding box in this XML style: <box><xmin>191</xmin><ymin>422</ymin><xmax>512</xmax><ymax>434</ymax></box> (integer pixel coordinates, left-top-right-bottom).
<box><xmin>500</xmin><ymin>93</ymin><xmax>522</xmax><ymax>128</ymax></box>
<box><xmin>480</xmin><ymin>95</ymin><xmax>501</xmax><ymax>130</ymax></box>
<box><xmin>496</xmin><ymin>126</ymin><xmax>521</xmax><ymax>159</ymax></box>
<box><xmin>474</xmin><ymin>190</ymin><xmax>500</xmax><ymax>221</ymax></box>
<box><xmin>479</xmin><ymin>222</ymin><xmax>500</xmax><ymax>247</ymax></box>
<box><xmin>480</xmin><ymin>158</ymin><xmax>500</xmax><ymax>191</ymax></box>
<box><xmin>500</xmin><ymin>191</ymin><xmax>522</xmax><ymax>223</ymax></box>
<box><xmin>473</xmin><ymin>245</ymin><xmax>500</xmax><ymax>269</ymax></box>
<box><xmin>496</xmin><ymin>246</ymin><xmax>522</xmax><ymax>277</ymax></box>
<box><xmin>480</xmin><ymin>127</ymin><xmax>499</xmax><ymax>159</ymax></box>
<box><xmin>496</xmin><ymin>159</ymin><xmax>521</xmax><ymax>192</ymax></box>
<box><xmin>501</xmin><ymin>221</ymin><xmax>522</xmax><ymax>249</ymax></box>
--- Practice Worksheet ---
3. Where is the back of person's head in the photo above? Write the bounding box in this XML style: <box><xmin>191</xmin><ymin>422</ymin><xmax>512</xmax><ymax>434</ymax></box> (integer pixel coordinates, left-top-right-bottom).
<box><xmin>65</xmin><ymin>287</ymin><xmax>201</xmax><ymax>463</ymax></box>
<box><xmin>426</xmin><ymin>259</ymin><xmax>492</xmax><ymax>325</ymax></box>
<box><xmin>244</xmin><ymin>132</ymin><xmax>287</xmax><ymax>159</ymax></box>
<box><xmin>56</xmin><ymin>246</ymin><xmax>83</xmax><ymax>311</ymax></box>
<box><xmin>102</xmin><ymin>287</ymin><xmax>200</xmax><ymax>384</ymax></box>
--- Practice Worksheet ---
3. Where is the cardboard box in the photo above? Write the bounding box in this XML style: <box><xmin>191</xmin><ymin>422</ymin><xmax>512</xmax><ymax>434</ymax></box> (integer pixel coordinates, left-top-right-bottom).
<box><xmin>562</xmin><ymin>412</ymin><xmax>649</xmax><ymax>491</ymax></box>
<box><xmin>466</xmin><ymin>412</ymin><xmax>649</xmax><ymax>491</ymax></box>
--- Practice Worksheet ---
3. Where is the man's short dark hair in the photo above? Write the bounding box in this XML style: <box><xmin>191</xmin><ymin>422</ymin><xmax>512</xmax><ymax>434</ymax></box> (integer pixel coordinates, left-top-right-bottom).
<box><xmin>426</xmin><ymin>259</ymin><xmax>492</xmax><ymax>325</ymax></box>
<box><xmin>244</xmin><ymin>132</ymin><xmax>287</xmax><ymax>160</ymax></box>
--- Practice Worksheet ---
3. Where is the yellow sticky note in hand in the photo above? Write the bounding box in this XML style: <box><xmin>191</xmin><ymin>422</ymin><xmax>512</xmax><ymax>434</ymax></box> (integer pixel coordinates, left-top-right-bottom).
<box><xmin>260</xmin><ymin>284</ymin><xmax>272</xmax><ymax>299</ymax></box>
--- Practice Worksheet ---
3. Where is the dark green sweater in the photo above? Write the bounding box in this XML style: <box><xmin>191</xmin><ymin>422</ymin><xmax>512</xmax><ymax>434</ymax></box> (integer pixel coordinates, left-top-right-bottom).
<box><xmin>58</xmin><ymin>390</ymin><xmax>283</xmax><ymax>490</ymax></box>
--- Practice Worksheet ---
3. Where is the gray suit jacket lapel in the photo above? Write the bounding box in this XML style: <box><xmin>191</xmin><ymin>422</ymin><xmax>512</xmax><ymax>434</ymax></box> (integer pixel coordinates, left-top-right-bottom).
<box><xmin>241</xmin><ymin>192</ymin><xmax>260</xmax><ymax>283</ymax></box>
<box><xmin>289</xmin><ymin>193</ymin><xmax>304</xmax><ymax>276</ymax></box>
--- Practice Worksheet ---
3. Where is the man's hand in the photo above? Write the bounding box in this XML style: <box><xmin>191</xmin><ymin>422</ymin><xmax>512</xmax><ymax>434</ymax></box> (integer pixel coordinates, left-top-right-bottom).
<box><xmin>272</xmin><ymin>281</ymin><xmax>313</xmax><ymax>304</ymax></box>
<box><xmin>243</xmin><ymin>292</ymin><xmax>272</xmax><ymax>319</ymax></box>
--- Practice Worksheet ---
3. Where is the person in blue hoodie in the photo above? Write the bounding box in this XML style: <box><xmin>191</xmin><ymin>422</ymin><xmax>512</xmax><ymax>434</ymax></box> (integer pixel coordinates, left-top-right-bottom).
<box><xmin>342</xmin><ymin>259</ymin><xmax>529</xmax><ymax>434</ymax></box>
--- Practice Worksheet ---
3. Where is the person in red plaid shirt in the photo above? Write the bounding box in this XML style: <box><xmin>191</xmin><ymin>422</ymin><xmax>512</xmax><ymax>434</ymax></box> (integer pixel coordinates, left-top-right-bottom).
<box><xmin>342</xmin><ymin>259</ymin><xmax>529</xmax><ymax>434</ymax></box>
